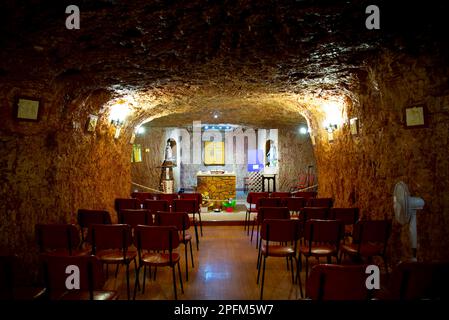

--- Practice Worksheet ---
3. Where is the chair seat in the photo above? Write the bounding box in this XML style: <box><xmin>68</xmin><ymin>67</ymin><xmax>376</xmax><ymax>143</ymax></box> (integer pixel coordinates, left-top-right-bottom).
<box><xmin>141</xmin><ymin>252</ymin><xmax>180</xmax><ymax>267</ymax></box>
<box><xmin>96</xmin><ymin>249</ymin><xmax>137</xmax><ymax>263</ymax></box>
<box><xmin>60</xmin><ymin>290</ymin><xmax>119</xmax><ymax>300</ymax></box>
<box><xmin>261</xmin><ymin>244</ymin><xmax>295</xmax><ymax>257</ymax></box>
<box><xmin>180</xmin><ymin>233</ymin><xmax>192</xmax><ymax>242</ymax></box>
<box><xmin>341</xmin><ymin>243</ymin><xmax>384</xmax><ymax>256</ymax></box>
<box><xmin>300</xmin><ymin>244</ymin><xmax>337</xmax><ymax>257</ymax></box>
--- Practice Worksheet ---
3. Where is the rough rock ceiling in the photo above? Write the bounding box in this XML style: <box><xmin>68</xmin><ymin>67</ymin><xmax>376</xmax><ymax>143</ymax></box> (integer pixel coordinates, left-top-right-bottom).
<box><xmin>1</xmin><ymin>0</ymin><xmax>448</xmax><ymax>127</ymax></box>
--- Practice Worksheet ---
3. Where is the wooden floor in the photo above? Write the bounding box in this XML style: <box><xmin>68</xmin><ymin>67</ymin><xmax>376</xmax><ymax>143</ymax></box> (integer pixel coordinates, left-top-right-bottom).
<box><xmin>104</xmin><ymin>226</ymin><xmax>308</xmax><ymax>300</ymax></box>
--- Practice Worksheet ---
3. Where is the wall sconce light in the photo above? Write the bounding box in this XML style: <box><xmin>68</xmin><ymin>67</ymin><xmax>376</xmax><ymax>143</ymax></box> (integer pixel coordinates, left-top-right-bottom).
<box><xmin>324</xmin><ymin>123</ymin><xmax>338</xmax><ymax>133</ymax></box>
<box><xmin>299</xmin><ymin>126</ymin><xmax>309</xmax><ymax>135</ymax></box>
<box><xmin>109</xmin><ymin>101</ymin><xmax>130</xmax><ymax>127</ymax></box>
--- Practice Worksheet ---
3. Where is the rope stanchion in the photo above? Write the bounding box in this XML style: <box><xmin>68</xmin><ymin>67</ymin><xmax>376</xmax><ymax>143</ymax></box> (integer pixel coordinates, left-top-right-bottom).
<box><xmin>290</xmin><ymin>184</ymin><xmax>319</xmax><ymax>194</ymax></box>
<box><xmin>131</xmin><ymin>182</ymin><xmax>164</xmax><ymax>194</ymax></box>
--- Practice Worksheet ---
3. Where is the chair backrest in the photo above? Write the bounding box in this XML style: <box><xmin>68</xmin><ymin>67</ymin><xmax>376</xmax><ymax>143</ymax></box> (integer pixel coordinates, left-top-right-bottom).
<box><xmin>155</xmin><ymin>212</ymin><xmax>190</xmax><ymax>231</ymax></box>
<box><xmin>307</xmin><ymin>197</ymin><xmax>333</xmax><ymax>208</ymax></box>
<box><xmin>257</xmin><ymin>197</ymin><xmax>282</xmax><ymax>208</ymax></box>
<box><xmin>302</xmin><ymin>207</ymin><xmax>329</xmax><ymax>221</ymax></box>
<box><xmin>40</xmin><ymin>254</ymin><xmax>105</xmax><ymax>294</ymax></box>
<box><xmin>283</xmin><ymin>197</ymin><xmax>306</xmax><ymax>211</ymax></box>
<box><xmin>89</xmin><ymin>224</ymin><xmax>133</xmax><ymax>252</ymax></box>
<box><xmin>293</xmin><ymin>191</ymin><xmax>317</xmax><ymax>199</ymax></box>
<box><xmin>135</xmin><ymin>225</ymin><xmax>180</xmax><ymax>251</ymax></box>
<box><xmin>270</xmin><ymin>192</ymin><xmax>291</xmax><ymax>198</ymax></box>
<box><xmin>386</xmin><ymin>261</ymin><xmax>449</xmax><ymax>300</ymax></box>
<box><xmin>247</xmin><ymin>192</ymin><xmax>270</xmax><ymax>206</ymax></box>
<box><xmin>307</xmin><ymin>264</ymin><xmax>370</xmax><ymax>300</ymax></box>
<box><xmin>257</xmin><ymin>207</ymin><xmax>291</xmax><ymax>223</ymax></box>
<box><xmin>329</xmin><ymin>208</ymin><xmax>359</xmax><ymax>225</ymax></box>
<box><xmin>118</xmin><ymin>209</ymin><xmax>153</xmax><ymax>227</ymax></box>
<box><xmin>158</xmin><ymin>193</ymin><xmax>179</xmax><ymax>205</ymax></box>
<box><xmin>179</xmin><ymin>193</ymin><xmax>202</xmax><ymax>210</ymax></box>
<box><xmin>304</xmin><ymin>219</ymin><xmax>343</xmax><ymax>244</ymax></box>
<box><xmin>260</xmin><ymin>219</ymin><xmax>300</xmax><ymax>243</ymax></box>
<box><xmin>77</xmin><ymin>210</ymin><xmax>112</xmax><ymax>229</ymax></box>
<box><xmin>143</xmin><ymin>199</ymin><xmax>170</xmax><ymax>213</ymax></box>
<box><xmin>172</xmin><ymin>199</ymin><xmax>197</xmax><ymax>213</ymax></box>
<box><xmin>35</xmin><ymin>224</ymin><xmax>81</xmax><ymax>253</ymax></box>
<box><xmin>353</xmin><ymin>220</ymin><xmax>392</xmax><ymax>244</ymax></box>
<box><xmin>131</xmin><ymin>192</ymin><xmax>154</xmax><ymax>202</ymax></box>
<box><xmin>114</xmin><ymin>198</ymin><xmax>141</xmax><ymax>212</ymax></box>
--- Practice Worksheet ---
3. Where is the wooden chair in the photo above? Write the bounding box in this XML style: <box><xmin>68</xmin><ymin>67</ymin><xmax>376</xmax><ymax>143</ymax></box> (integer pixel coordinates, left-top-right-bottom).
<box><xmin>77</xmin><ymin>209</ymin><xmax>111</xmax><ymax>243</ymax></box>
<box><xmin>118</xmin><ymin>209</ymin><xmax>153</xmax><ymax>232</ymax></box>
<box><xmin>245</xmin><ymin>192</ymin><xmax>269</xmax><ymax>234</ymax></box>
<box><xmin>283</xmin><ymin>197</ymin><xmax>306</xmax><ymax>218</ymax></box>
<box><xmin>300</xmin><ymin>219</ymin><xmax>344</xmax><ymax>278</ymax></box>
<box><xmin>179</xmin><ymin>193</ymin><xmax>203</xmax><ymax>236</ymax></box>
<box><xmin>250</xmin><ymin>197</ymin><xmax>282</xmax><ymax>243</ymax></box>
<box><xmin>158</xmin><ymin>193</ymin><xmax>179</xmax><ymax>208</ymax></box>
<box><xmin>131</xmin><ymin>192</ymin><xmax>154</xmax><ymax>202</ymax></box>
<box><xmin>329</xmin><ymin>208</ymin><xmax>359</xmax><ymax>241</ymax></box>
<box><xmin>340</xmin><ymin>220</ymin><xmax>392</xmax><ymax>274</ymax></box>
<box><xmin>35</xmin><ymin>224</ymin><xmax>89</xmax><ymax>256</ymax></box>
<box><xmin>40</xmin><ymin>254</ymin><xmax>118</xmax><ymax>300</ymax></box>
<box><xmin>133</xmin><ymin>225</ymin><xmax>183</xmax><ymax>300</ymax></box>
<box><xmin>143</xmin><ymin>199</ymin><xmax>170</xmax><ymax>213</ymax></box>
<box><xmin>155</xmin><ymin>212</ymin><xmax>194</xmax><ymax>281</ymax></box>
<box><xmin>172</xmin><ymin>199</ymin><xmax>200</xmax><ymax>250</ymax></box>
<box><xmin>115</xmin><ymin>198</ymin><xmax>141</xmax><ymax>214</ymax></box>
<box><xmin>252</xmin><ymin>206</ymin><xmax>290</xmax><ymax>247</ymax></box>
<box><xmin>270</xmin><ymin>192</ymin><xmax>291</xmax><ymax>198</ymax></box>
<box><xmin>89</xmin><ymin>224</ymin><xmax>138</xmax><ymax>300</ymax></box>
<box><xmin>307</xmin><ymin>197</ymin><xmax>333</xmax><ymax>208</ymax></box>
<box><xmin>257</xmin><ymin>219</ymin><xmax>302</xmax><ymax>299</ymax></box>
<box><xmin>306</xmin><ymin>264</ymin><xmax>370</xmax><ymax>300</ymax></box>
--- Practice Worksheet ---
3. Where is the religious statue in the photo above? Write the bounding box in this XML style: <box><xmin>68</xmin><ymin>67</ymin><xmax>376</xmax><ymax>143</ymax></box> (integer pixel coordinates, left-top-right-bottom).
<box><xmin>164</xmin><ymin>141</ymin><xmax>173</xmax><ymax>161</ymax></box>
<box><xmin>267</xmin><ymin>144</ymin><xmax>277</xmax><ymax>167</ymax></box>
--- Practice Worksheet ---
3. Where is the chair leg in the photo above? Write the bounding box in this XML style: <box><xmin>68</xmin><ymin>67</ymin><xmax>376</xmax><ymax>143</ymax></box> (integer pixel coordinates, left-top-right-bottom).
<box><xmin>126</xmin><ymin>263</ymin><xmax>130</xmax><ymax>300</ymax></box>
<box><xmin>294</xmin><ymin>257</ymin><xmax>303</xmax><ymax>298</ymax></box>
<box><xmin>198</xmin><ymin>213</ymin><xmax>203</xmax><ymax>237</ymax></box>
<box><xmin>177</xmin><ymin>262</ymin><xmax>184</xmax><ymax>294</ymax></box>
<box><xmin>244</xmin><ymin>211</ymin><xmax>248</xmax><ymax>231</ymax></box>
<box><xmin>260</xmin><ymin>256</ymin><xmax>267</xmax><ymax>300</ymax></box>
<box><xmin>133</xmin><ymin>266</ymin><xmax>140</xmax><ymax>300</ymax></box>
<box><xmin>134</xmin><ymin>258</ymin><xmax>140</xmax><ymax>290</ymax></box>
<box><xmin>194</xmin><ymin>222</ymin><xmax>200</xmax><ymax>251</ymax></box>
<box><xmin>189</xmin><ymin>240</ymin><xmax>194</xmax><ymax>268</ymax></box>
<box><xmin>172</xmin><ymin>267</ymin><xmax>178</xmax><ymax>300</ymax></box>
<box><xmin>256</xmin><ymin>224</ymin><xmax>260</xmax><ymax>249</ymax></box>
<box><xmin>154</xmin><ymin>267</ymin><xmax>157</xmax><ymax>280</ymax></box>
<box><xmin>256</xmin><ymin>243</ymin><xmax>262</xmax><ymax>270</ymax></box>
<box><xmin>115</xmin><ymin>264</ymin><xmax>119</xmax><ymax>278</ymax></box>
<box><xmin>184</xmin><ymin>244</ymin><xmax>189</xmax><ymax>282</ymax></box>
<box><xmin>305</xmin><ymin>257</ymin><xmax>309</xmax><ymax>279</ymax></box>
<box><xmin>251</xmin><ymin>219</ymin><xmax>255</xmax><ymax>243</ymax></box>
<box><xmin>290</xmin><ymin>256</ymin><xmax>294</xmax><ymax>284</ymax></box>
<box><xmin>142</xmin><ymin>266</ymin><xmax>147</xmax><ymax>294</ymax></box>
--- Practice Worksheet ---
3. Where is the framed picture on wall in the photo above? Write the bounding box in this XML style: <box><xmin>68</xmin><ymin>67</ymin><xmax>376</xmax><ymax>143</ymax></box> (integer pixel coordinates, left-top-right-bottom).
<box><xmin>404</xmin><ymin>104</ymin><xmax>428</xmax><ymax>128</ymax></box>
<box><xmin>15</xmin><ymin>97</ymin><xmax>41</xmax><ymax>121</ymax></box>
<box><xmin>204</xmin><ymin>141</ymin><xmax>225</xmax><ymax>165</ymax></box>
<box><xmin>86</xmin><ymin>114</ymin><xmax>98</xmax><ymax>132</ymax></box>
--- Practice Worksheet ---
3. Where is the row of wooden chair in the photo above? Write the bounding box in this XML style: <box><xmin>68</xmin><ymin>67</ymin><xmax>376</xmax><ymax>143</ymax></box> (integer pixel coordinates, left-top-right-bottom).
<box><xmin>35</xmin><ymin>210</ymin><xmax>198</xmax><ymax>300</ymax></box>
<box><xmin>128</xmin><ymin>193</ymin><xmax>204</xmax><ymax>236</ymax></box>
<box><xmin>244</xmin><ymin>193</ymin><xmax>333</xmax><ymax>233</ymax></box>
<box><xmin>255</xmin><ymin>216</ymin><xmax>392</xmax><ymax>299</ymax></box>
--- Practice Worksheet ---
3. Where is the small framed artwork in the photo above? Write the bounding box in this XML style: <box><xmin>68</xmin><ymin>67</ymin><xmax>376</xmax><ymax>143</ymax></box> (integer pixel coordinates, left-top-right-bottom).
<box><xmin>349</xmin><ymin>118</ymin><xmax>359</xmax><ymax>135</ymax></box>
<box><xmin>129</xmin><ymin>132</ymin><xmax>136</xmax><ymax>144</ymax></box>
<box><xmin>404</xmin><ymin>105</ymin><xmax>428</xmax><ymax>128</ymax></box>
<box><xmin>86</xmin><ymin>115</ymin><xmax>98</xmax><ymax>132</ymax></box>
<box><xmin>15</xmin><ymin>97</ymin><xmax>41</xmax><ymax>121</ymax></box>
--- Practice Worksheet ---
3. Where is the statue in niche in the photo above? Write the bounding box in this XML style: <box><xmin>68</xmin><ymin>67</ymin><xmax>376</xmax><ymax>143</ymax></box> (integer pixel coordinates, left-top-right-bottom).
<box><xmin>164</xmin><ymin>140</ymin><xmax>173</xmax><ymax>161</ymax></box>
<box><xmin>266</xmin><ymin>143</ymin><xmax>277</xmax><ymax>167</ymax></box>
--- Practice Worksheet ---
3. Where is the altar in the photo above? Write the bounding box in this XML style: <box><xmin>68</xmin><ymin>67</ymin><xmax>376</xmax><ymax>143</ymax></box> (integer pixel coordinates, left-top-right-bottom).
<box><xmin>196</xmin><ymin>171</ymin><xmax>236</xmax><ymax>200</ymax></box>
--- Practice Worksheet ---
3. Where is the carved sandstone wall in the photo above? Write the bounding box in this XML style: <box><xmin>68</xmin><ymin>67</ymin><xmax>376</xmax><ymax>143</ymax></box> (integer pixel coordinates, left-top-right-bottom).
<box><xmin>0</xmin><ymin>84</ymin><xmax>131</xmax><ymax>276</ymax></box>
<box><xmin>314</xmin><ymin>52</ymin><xmax>449</xmax><ymax>263</ymax></box>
